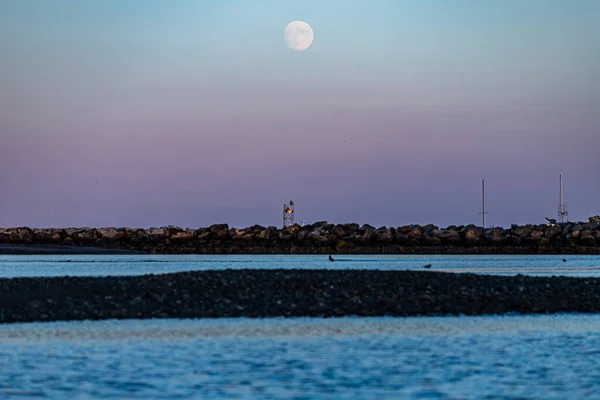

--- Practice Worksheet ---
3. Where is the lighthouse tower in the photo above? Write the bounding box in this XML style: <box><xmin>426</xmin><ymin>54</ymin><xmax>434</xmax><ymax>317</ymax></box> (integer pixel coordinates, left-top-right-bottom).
<box><xmin>283</xmin><ymin>200</ymin><xmax>294</xmax><ymax>228</ymax></box>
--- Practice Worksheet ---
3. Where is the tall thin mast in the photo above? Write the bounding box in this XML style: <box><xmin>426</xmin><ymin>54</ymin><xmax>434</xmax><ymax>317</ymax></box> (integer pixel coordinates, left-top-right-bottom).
<box><xmin>479</xmin><ymin>178</ymin><xmax>488</xmax><ymax>228</ymax></box>
<box><xmin>558</xmin><ymin>174</ymin><xmax>568</xmax><ymax>222</ymax></box>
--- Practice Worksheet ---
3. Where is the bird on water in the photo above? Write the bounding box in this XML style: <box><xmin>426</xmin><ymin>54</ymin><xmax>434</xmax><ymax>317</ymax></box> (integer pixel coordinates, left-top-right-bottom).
<box><xmin>563</xmin><ymin>258</ymin><xmax>567</xmax><ymax>262</ymax></box>
<box><xmin>423</xmin><ymin>264</ymin><xmax>432</xmax><ymax>269</ymax></box>
<box><xmin>329</xmin><ymin>255</ymin><xmax>335</xmax><ymax>262</ymax></box>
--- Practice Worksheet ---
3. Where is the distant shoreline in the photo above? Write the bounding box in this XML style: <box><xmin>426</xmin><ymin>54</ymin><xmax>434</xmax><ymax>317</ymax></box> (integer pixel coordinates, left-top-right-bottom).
<box><xmin>2</xmin><ymin>269</ymin><xmax>600</xmax><ymax>324</ymax></box>
<box><xmin>1</xmin><ymin>220</ymin><xmax>599</xmax><ymax>255</ymax></box>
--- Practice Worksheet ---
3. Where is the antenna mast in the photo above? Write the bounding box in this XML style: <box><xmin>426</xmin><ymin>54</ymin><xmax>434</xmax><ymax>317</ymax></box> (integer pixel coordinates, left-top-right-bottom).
<box><xmin>558</xmin><ymin>174</ymin><xmax>568</xmax><ymax>222</ymax></box>
<box><xmin>479</xmin><ymin>178</ymin><xmax>489</xmax><ymax>228</ymax></box>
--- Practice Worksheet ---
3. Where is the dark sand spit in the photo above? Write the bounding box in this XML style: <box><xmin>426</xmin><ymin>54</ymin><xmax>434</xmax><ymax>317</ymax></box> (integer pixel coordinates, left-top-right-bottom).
<box><xmin>2</xmin><ymin>269</ymin><xmax>600</xmax><ymax>324</ymax></box>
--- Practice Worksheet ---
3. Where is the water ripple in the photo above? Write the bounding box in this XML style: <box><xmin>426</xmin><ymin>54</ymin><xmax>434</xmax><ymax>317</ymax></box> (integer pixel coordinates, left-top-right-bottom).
<box><xmin>1</xmin><ymin>315</ymin><xmax>600</xmax><ymax>398</ymax></box>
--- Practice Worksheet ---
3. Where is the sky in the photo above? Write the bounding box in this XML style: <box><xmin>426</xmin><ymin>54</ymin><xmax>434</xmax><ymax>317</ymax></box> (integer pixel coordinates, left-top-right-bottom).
<box><xmin>0</xmin><ymin>0</ymin><xmax>599</xmax><ymax>229</ymax></box>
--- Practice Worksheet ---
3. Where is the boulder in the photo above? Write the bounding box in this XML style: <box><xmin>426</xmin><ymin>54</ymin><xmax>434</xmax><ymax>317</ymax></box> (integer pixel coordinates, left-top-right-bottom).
<box><xmin>430</xmin><ymin>229</ymin><xmax>460</xmax><ymax>242</ymax></box>
<box><xmin>307</xmin><ymin>231</ymin><xmax>329</xmax><ymax>243</ymax></box>
<box><xmin>8</xmin><ymin>228</ymin><xmax>35</xmax><ymax>243</ymax></box>
<box><xmin>572</xmin><ymin>224</ymin><xmax>584</xmax><ymax>233</ymax></box>
<box><xmin>423</xmin><ymin>237</ymin><xmax>441</xmax><ymax>246</ymax></box>
<box><xmin>375</xmin><ymin>228</ymin><xmax>394</xmax><ymax>243</ymax></box>
<box><xmin>149</xmin><ymin>228</ymin><xmax>167</xmax><ymax>238</ymax></box>
<box><xmin>333</xmin><ymin>226</ymin><xmax>346</xmax><ymax>237</ymax></box>
<box><xmin>422</xmin><ymin>224</ymin><xmax>439</xmax><ymax>235</ymax></box>
<box><xmin>544</xmin><ymin>225</ymin><xmax>562</xmax><ymax>239</ymax></box>
<box><xmin>580</xmin><ymin>236</ymin><xmax>597</xmax><ymax>246</ymax></box>
<box><xmin>581</xmin><ymin>230</ymin><xmax>593</xmax><ymax>238</ymax></box>
<box><xmin>408</xmin><ymin>225</ymin><xmax>424</xmax><ymax>241</ymax></box>
<box><xmin>335</xmin><ymin>240</ymin><xmax>349</xmax><ymax>252</ymax></box>
<box><xmin>563</xmin><ymin>223</ymin><xmax>574</xmax><ymax>235</ymax></box>
<box><xmin>463</xmin><ymin>227</ymin><xmax>481</xmax><ymax>245</ymax></box>
<box><xmin>341</xmin><ymin>223</ymin><xmax>359</xmax><ymax>233</ymax></box>
<box><xmin>589</xmin><ymin>216</ymin><xmax>600</xmax><ymax>224</ymax></box>
<box><xmin>394</xmin><ymin>230</ymin><xmax>409</xmax><ymax>243</ymax></box>
<box><xmin>539</xmin><ymin>238</ymin><xmax>551</xmax><ymax>248</ymax></box>
<box><xmin>167</xmin><ymin>226</ymin><xmax>184</xmax><ymax>236</ymax></box>
<box><xmin>512</xmin><ymin>225</ymin><xmax>533</xmax><ymax>237</ymax></box>
<box><xmin>530</xmin><ymin>231</ymin><xmax>543</xmax><ymax>240</ymax></box>
<box><xmin>170</xmin><ymin>231</ymin><xmax>194</xmax><ymax>241</ymax></box>
<box><xmin>209</xmin><ymin>224</ymin><xmax>229</xmax><ymax>239</ymax></box>
<box><xmin>98</xmin><ymin>228</ymin><xmax>123</xmax><ymax>241</ymax></box>
<box><xmin>483</xmin><ymin>229</ymin><xmax>504</xmax><ymax>245</ymax></box>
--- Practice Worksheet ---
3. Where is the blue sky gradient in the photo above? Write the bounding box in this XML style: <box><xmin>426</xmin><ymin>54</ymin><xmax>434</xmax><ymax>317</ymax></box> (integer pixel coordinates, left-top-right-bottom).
<box><xmin>0</xmin><ymin>1</ymin><xmax>599</xmax><ymax>228</ymax></box>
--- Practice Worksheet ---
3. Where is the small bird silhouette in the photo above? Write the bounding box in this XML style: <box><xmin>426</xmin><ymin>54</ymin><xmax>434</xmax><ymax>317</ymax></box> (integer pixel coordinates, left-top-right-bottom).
<box><xmin>329</xmin><ymin>255</ymin><xmax>335</xmax><ymax>262</ymax></box>
<box><xmin>423</xmin><ymin>264</ymin><xmax>432</xmax><ymax>269</ymax></box>
<box><xmin>563</xmin><ymin>258</ymin><xmax>567</xmax><ymax>262</ymax></box>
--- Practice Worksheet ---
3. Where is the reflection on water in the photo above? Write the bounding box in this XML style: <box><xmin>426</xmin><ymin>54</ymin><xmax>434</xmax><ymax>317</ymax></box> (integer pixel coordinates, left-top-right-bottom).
<box><xmin>2</xmin><ymin>315</ymin><xmax>600</xmax><ymax>399</ymax></box>
<box><xmin>1</xmin><ymin>254</ymin><xmax>600</xmax><ymax>278</ymax></box>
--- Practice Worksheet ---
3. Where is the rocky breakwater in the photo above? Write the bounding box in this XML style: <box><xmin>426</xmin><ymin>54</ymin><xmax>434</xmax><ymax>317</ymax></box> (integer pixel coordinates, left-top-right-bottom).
<box><xmin>1</xmin><ymin>216</ymin><xmax>600</xmax><ymax>254</ymax></box>
<box><xmin>3</xmin><ymin>269</ymin><xmax>600</xmax><ymax>323</ymax></box>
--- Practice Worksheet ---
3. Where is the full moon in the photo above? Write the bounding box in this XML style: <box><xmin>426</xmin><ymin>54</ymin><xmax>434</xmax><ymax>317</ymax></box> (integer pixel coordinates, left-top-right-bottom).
<box><xmin>284</xmin><ymin>21</ymin><xmax>314</xmax><ymax>51</ymax></box>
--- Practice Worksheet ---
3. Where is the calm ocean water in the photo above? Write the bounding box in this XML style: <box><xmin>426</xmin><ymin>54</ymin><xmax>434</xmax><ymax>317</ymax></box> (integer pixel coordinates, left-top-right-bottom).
<box><xmin>2</xmin><ymin>255</ymin><xmax>600</xmax><ymax>399</ymax></box>
<box><xmin>1</xmin><ymin>254</ymin><xmax>600</xmax><ymax>278</ymax></box>
<box><xmin>2</xmin><ymin>315</ymin><xmax>600</xmax><ymax>399</ymax></box>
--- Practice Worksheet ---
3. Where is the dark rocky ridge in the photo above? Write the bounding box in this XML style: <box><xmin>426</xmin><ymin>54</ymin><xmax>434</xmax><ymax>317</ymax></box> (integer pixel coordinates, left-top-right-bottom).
<box><xmin>3</xmin><ymin>269</ymin><xmax>600</xmax><ymax>324</ymax></box>
<box><xmin>1</xmin><ymin>216</ymin><xmax>600</xmax><ymax>254</ymax></box>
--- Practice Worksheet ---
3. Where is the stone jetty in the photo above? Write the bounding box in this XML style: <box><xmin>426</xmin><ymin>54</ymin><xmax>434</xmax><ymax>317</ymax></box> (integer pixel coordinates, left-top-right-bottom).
<box><xmin>3</xmin><ymin>269</ymin><xmax>600</xmax><ymax>324</ymax></box>
<box><xmin>1</xmin><ymin>216</ymin><xmax>600</xmax><ymax>254</ymax></box>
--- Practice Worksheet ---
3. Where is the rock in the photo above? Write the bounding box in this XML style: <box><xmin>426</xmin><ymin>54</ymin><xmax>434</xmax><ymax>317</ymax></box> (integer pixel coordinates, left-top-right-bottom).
<box><xmin>333</xmin><ymin>226</ymin><xmax>346</xmax><ymax>237</ymax></box>
<box><xmin>149</xmin><ymin>228</ymin><xmax>167</xmax><ymax>238</ymax></box>
<box><xmin>308</xmin><ymin>232</ymin><xmax>329</xmax><ymax>243</ymax></box>
<box><xmin>210</xmin><ymin>224</ymin><xmax>229</xmax><ymax>239</ymax></box>
<box><xmin>580</xmin><ymin>236</ymin><xmax>597</xmax><ymax>246</ymax></box>
<box><xmin>431</xmin><ymin>229</ymin><xmax>459</xmax><ymax>240</ymax></box>
<box><xmin>513</xmin><ymin>225</ymin><xmax>533</xmax><ymax>237</ymax></box>
<box><xmin>530</xmin><ymin>231</ymin><xmax>543</xmax><ymax>240</ymax></box>
<box><xmin>563</xmin><ymin>224</ymin><xmax>574</xmax><ymax>235</ymax></box>
<box><xmin>464</xmin><ymin>227</ymin><xmax>480</xmax><ymax>245</ymax></box>
<box><xmin>483</xmin><ymin>229</ymin><xmax>504</xmax><ymax>245</ymax></box>
<box><xmin>98</xmin><ymin>228</ymin><xmax>124</xmax><ymax>241</ymax></box>
<box><xmin>2</xmin><ymin>219</ymin><xmax>600</xmax><ymax>255</ymax></box>
<box><xmin>589</xmin><ymin>216</ymin><xmax>600</xmax><ymax>224</ymax></box>
<box><xmin>539</xmin><ymin>238</ymin><xmax>551</xmax><ymax>248</ymax></box>
<box><xmin>408</xmin><ymin>225</ymin><xmax>424</xmax><ymax>241</ymax></box>
<box><xmin>424</xmin><ymin>237</ymin><xmax>441</xmax><ymax>246</ymax></box>
<box><xmin>197</xmin><ymin>231</ymin><xmax>211</xmax><ymax>240</ymax></box>
<box><xmin>342</xmin><ymin>223</ymin><xmax>359</xmax><ymax>234</ymax></box>
<box><xmin>544</xmin><ymin>225</ymin><xmax>562</xmax><ymax>239</ymax></box>
<box><xmin>335</xmin><ymin>240</ymin><xmax>349</xmax><ymax>252</ymax></box>
<box><xmin>171</xmin><ymin>231</ymin><xmax>194</xmax><ymax>241</ymax></box>
<box><xmin>376</xmin><ymin>228</ymin><xmax>394</xmax><ymax>243</ymax></box>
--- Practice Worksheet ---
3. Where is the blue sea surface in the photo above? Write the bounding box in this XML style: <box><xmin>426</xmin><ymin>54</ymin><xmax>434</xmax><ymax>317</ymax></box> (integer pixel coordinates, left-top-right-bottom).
<box><xmin>2</xmin><ymin>255</ymin><xmax>600</xmax><ymax>399</ymax></box>
<box><xmin>0</xmin><ymin>254</ymin><xmax>600</xmax><ymax>278</ymax></box>
<box><xmin>2</xmin><ymin>315</ymin><xmax>600</xmax><ymax>399</ymax></box>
